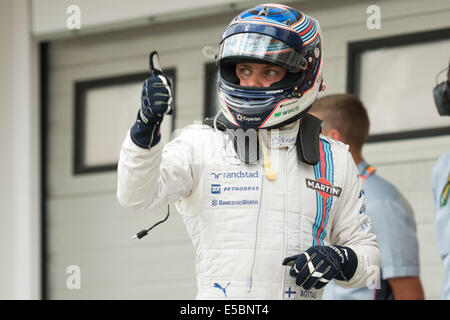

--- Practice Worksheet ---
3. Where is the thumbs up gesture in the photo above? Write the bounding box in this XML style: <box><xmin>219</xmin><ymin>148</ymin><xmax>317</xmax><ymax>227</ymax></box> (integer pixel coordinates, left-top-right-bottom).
<box><xmin>130</xmin><ymin>51</ymin><xmax>174</xmax><ymax>149</ymax></box>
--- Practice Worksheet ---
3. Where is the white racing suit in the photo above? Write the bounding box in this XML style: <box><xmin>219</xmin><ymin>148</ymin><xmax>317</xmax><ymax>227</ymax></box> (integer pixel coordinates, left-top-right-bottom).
<box><xmin>117</xmin><ymin>120</ymin><xmax>380</xmax><ymax>299</ymax></box>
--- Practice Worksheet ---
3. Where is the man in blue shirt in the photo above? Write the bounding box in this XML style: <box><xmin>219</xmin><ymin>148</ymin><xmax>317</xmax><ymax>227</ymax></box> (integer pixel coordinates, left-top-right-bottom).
<box><xmin>432</xmin><ymin>63</ymin><xmax>450</xmax><ymax>299</ymax></box>
<box><xmin>310</xmin><ymin>94</ymin><xmax>425</xmax><ymax>300</ymax></box>
<box><xmin>433</xmin><ymin>150</ymin><xmax>450</xmax><ymax>299</ymax></box>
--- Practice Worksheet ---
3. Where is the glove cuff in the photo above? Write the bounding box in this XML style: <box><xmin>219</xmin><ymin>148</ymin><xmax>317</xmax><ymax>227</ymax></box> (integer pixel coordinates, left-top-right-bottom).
<box><xmin>130</xmin><ymin>111</ymin><xmax>162</xmax><ymax>149</ymax></box>
<box><xmin>333</xmin><ymin>245</ymin><xmax>358</xmax><ymax>282</ymax></box>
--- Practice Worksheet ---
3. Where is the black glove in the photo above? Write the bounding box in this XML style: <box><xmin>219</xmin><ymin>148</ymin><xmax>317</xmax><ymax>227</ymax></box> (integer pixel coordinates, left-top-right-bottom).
<box><xmin>282</xmin><ymin>245</ymin><xmax>358</xmax><ymax>290</ymax></box>
<box><xmin>130</xmin><ymin>51</ymin><xmax>173</xmax><ymax>149</ymax></box>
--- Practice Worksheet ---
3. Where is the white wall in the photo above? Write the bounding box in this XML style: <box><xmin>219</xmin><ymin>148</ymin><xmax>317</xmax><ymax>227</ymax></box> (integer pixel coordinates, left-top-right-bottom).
<box><xmin>0</xmin><ymin>0</ymin><xmax>41</xmax><ymax>299</ymax></box>
<box><xmin>31</xmin><ymin>0</ymin><xmax>305</xmax><ymax>40</ymax></box>
<box><xmin>0</xmin><ymin>0</ymin><xmax>14</xmax><ymax>299</ymax></box>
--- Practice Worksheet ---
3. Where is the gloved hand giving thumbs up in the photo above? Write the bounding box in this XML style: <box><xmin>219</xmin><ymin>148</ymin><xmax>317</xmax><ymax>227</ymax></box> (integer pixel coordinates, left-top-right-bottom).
<box><xmin>130</xmin><ymin>51</ymin><xmax>174</xmax><ymax>149</ymax></box>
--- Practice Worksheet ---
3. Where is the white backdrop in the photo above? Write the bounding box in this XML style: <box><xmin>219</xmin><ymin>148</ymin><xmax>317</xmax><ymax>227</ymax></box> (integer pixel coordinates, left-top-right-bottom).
<box><xmin>84</xmin><ymin>81</ymin><xmax>173</xmax><ymax>166</ymax></box>
<box><xmin>31</xmin><ymin>0</ymin><xmax>305</xmax><ymax>39</ymax></box>
<box><xmin>359</xmin><ymin>39</ymin><xmax>450</xmax><ymax>135</ymax></box>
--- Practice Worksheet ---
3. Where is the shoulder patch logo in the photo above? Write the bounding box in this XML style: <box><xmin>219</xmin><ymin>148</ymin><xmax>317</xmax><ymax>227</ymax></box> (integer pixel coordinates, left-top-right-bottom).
<box><xmin>306</xmin><ymin>178</ymin><xmax>342</xmax><ymax>198</ymax></box>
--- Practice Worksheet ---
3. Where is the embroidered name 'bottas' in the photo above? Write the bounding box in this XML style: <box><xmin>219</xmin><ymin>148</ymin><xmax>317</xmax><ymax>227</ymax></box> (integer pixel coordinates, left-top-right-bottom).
<box><xmin>306</xmin><ymin>178</ymin><xmax>342</xmax><ymax>199</ymax></box>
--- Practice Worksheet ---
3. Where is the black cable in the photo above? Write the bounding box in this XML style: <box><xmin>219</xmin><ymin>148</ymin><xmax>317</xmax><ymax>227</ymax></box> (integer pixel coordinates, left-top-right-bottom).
<box><xmin>132</xmin><ymin>205</ymin><xmax>170</xmax><ymax>240</ymax></box>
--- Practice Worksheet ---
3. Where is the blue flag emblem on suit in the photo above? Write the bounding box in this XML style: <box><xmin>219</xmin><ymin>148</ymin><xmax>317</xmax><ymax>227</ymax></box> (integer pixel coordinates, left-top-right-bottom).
<box><xmin>211</xmin><ymin>184</ymin><xmax>221</xmax><ymax>194</ymax></box>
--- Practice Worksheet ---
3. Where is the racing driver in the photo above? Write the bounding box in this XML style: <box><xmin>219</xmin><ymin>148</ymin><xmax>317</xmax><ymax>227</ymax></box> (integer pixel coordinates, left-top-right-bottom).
<box><xmin>117</xmin><ymin>3</ymin><xmax>380</xmax><ymax>300</ymax></box>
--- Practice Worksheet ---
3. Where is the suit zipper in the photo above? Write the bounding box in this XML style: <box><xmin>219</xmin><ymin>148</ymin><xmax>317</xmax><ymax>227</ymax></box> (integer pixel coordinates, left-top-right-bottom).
<box><xmin>247</xmin><ymin>168</ymin><xmax>264</xmax><ymax>293</ymax></box>
<box><xmin>280</xmin><ymin>147</ymin><xmax>290</xmax><ymax>299</ymax></box>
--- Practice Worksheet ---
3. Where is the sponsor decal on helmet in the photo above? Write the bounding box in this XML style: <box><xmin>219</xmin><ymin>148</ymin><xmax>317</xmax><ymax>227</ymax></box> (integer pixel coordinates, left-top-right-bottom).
<box><xmin>274</xmin><ymin>104</ymin><xmax>300</xmax><ymax>118</ymax></box>
<box><xmin>265</xmin><ymin>89</ymin><xmax>284</xmax><ymax>94</ymax></box>
<box><xmin>236</xmin><ymin>114</ymin><xmax>262</xmax><ymax>122</ymax></box>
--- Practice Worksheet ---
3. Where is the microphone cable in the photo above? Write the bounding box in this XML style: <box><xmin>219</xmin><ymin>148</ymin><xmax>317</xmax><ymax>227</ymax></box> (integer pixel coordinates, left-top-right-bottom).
<box><xmin>132</xmin><ymin>205</ymin><xmax>170</xmax><ymax>240</ymax></box>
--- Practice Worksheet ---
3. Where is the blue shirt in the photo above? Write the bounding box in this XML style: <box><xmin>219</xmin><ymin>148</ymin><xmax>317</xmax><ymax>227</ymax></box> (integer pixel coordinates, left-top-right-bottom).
<box><xmin>432</xmin><ymin>150</ymin><xmax>450</xmax><ymax>300</ymax></box>
<box><xmin>323</xmin><ymin>159</ymin><xmax>420</xmax><ymax>300</ymax></box>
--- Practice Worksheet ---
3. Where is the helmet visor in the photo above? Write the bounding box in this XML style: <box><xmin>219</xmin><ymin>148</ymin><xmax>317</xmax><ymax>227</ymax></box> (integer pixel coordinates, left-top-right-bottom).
<box><xmin>218</xmin><ymin>33</ymin><xmax>305</xmax><ymax>73</ymax></box>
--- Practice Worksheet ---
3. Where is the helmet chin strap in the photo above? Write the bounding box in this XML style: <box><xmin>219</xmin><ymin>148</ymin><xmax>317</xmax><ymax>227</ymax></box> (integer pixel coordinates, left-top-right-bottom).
<box><xmin>204</xmin><ymin>111</ymin><xmax>323</xmax><ymax>166</ymax></box>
